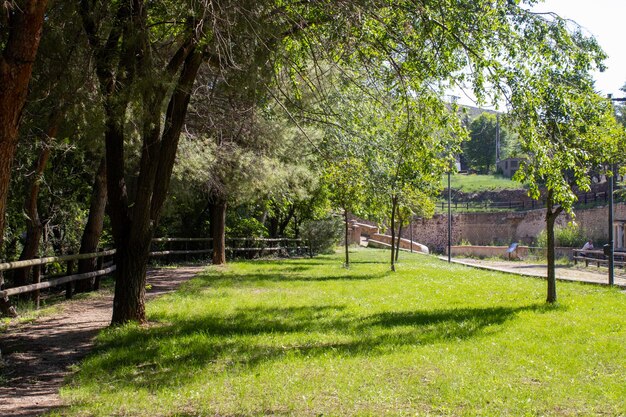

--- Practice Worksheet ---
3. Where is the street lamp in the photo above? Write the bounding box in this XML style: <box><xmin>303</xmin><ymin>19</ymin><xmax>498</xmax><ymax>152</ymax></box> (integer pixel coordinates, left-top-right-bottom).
<box><xmin>448</xmin><ymin>166</ymin><xmax>452</xmax><ymax>263</ymax></box>
<box><xmin>447</xmin><ymin>95</ymin><xmax>460</xmax><ymax>263</ymax></box>
<box><xmin>606</xmin><ymin>94</ymin><xmax>626</xmax><ymax>285</ymax></box>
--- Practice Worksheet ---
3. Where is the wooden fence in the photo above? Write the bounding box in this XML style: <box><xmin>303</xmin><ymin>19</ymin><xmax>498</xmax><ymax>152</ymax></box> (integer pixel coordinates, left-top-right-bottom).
<box><xmin>0</xmin><ymin>237</ymin><xmax>308</xmax><ymax>309</ymax></box>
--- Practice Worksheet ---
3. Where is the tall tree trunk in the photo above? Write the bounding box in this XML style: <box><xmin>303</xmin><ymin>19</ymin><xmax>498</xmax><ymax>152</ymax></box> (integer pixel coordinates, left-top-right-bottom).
<box><xmin>545</xmin><ymin>190</ymin><xmax>563</xmax><ymax>304</ymax></box>
<box><xmin>278</xmin><ymin>204</ymin><xmax>296</xmax><ymax>236</ymax></box>
<box><xmin>210</xmin><ymin>198</ymin><xmax>227</xmax><ymax>265</ymax></box>
<box><xmin>13</xmin><ymin>120</ymin><xmax>57</xmax><ymax>288</ymax></box>
<box><xmin>0</xmin><ymin>0</ymin><xmax>49</xmax><ymax>250</ymax></box>
<box><xmin>75</xmin><ymin>158</ymin><xmax>107</xmax><ymax>293</ymax></box>
<box><xmin>396</xmin><ymin>222</ymin><xmax>403</xmax><ymax>262</ymax></box>
<box><xmin>111</xmin><ymin>237</ymin><xmax>150</xmax><ymax>323</ymax></box>
<box><xmin>343</xmin><ymin>207</ymin><xmax>349</xmax><ymax>267</ymax></box>
<box><xmin>80</xmin><ymin>0</ymin><xmax>202</xmax><ymax>325</ymax></box>
<box><xmin>390</xmin><ymin>195</ymin><xmax>397</xmax><ymax>272</ymax></box>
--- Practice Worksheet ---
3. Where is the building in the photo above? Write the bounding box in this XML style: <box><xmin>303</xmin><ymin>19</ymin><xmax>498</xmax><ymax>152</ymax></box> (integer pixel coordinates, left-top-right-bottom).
<box><xmin>497</xmin><ymin>157</ymin><xmax>524</xmax><ymax>178</ymax></box>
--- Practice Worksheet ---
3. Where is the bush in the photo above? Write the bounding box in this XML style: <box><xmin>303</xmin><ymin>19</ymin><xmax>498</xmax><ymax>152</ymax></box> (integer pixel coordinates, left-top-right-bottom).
<box><xmin>536</xmin><ymin>222</ymin><xmax>586</xmax><ymax>248</ymax></box>
<box><xmin>301</xmin><ymin>218</ymin><xmax>342</xmax><ymax>255</ymax></box>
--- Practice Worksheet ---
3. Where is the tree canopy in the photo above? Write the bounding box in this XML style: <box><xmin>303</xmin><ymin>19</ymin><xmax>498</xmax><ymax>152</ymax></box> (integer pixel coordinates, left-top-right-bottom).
<box><xmin>1</xmin><ymin>0</ymin><xmax>624</xmax><ymax>320</ymax></box>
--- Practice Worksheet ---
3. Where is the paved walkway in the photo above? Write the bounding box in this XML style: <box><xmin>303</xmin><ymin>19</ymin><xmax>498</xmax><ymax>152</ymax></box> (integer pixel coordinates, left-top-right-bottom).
<box><xmin>445</xmin><ymin>257</ymin><xmax>626</xmax><ymax>288</ymax></box>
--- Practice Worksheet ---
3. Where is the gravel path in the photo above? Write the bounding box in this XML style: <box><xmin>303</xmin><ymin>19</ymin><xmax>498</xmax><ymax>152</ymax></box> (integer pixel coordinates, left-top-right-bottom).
<box><xmin>0</xmin><ymin>266</ymin><xmax>205</xmax><ymax>417</ymax></box>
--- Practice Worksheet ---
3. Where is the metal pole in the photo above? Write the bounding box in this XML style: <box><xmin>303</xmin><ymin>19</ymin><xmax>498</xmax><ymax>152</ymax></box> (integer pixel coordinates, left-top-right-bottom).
<box><xmin>605</xmin><ymin>93</ymin><xmax>626</xmax><ymax>285</ymax></box>
<box><xmin>609</xmin><ymin>165</ymin><xmax>615</xmax><ymax>285</ymax></box>
<box><xmin>410</xmin><ymin>217</ymin><xmax>413</xmax><ymax>253</ymax></box>
<box><xmin>496</xmin><ymin>113</ymin><xmax>500</xmax><ymax>164</ymax></box>
<box><xmin>448</xmin><ymin>169</ymin><xmax>451</xmax><ymax>263</ymax></box>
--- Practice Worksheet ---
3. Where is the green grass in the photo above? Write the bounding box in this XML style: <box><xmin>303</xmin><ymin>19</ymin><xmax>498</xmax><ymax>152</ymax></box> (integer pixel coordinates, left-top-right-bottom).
<box><xmin>52</xmin><ymin>248</ymin><xmax>626</xmax><ymax>416</ymax></box>
<box><xmin>444</xmin><ymin>174</ymin><xmax>525</xmax><ymax>193</ymax></box>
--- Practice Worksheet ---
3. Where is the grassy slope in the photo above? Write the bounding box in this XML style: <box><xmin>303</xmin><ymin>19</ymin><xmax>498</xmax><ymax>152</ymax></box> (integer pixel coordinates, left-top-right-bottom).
<box><xmin>56</xmin><ymin>249</ymin><xmax>626</xmax><ymax>416</ymax></box>
<box><xmin>444</xmin><ymin>174</ymin><xmax>525</xmax><ymax>193</ymax></box>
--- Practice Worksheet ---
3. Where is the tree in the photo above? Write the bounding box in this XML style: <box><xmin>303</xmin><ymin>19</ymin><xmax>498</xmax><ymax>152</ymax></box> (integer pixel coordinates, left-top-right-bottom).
<box><xmin>70</xmin><ymin>0</ymin><xmax>617</xmax><ymax>322</ymax></box>
<box><xmin>464</xmin><ymin>113</ymin><xmax>510</xmax><ymax>173</ymax></box>
<box><xmin>511</xmin><ymin>68</ymin><xmax>624</xmax><ymax>303</ymax></box>
<box><xmin>358</xmin><ymin>87</ymin><xmax>463</xmax><ymax>271</ymax></box>
<box><xmin>0</xmin><ymin>0</ymin><xmax>49</xmax><ymax>248</ymax></box>
<box><xmin>324</xmin><ymin>158</ymin><xmax>367</xmax><ymax>267</ymax></box>
<box><xmin>0</xmin><ymin>0</ymin><xmax>49</xmax><ymax>315</ymax></box>
<box><xmin>79</xmin><ymin>0</ymin><xmax>205</xmax><ymax>324</ymax></box>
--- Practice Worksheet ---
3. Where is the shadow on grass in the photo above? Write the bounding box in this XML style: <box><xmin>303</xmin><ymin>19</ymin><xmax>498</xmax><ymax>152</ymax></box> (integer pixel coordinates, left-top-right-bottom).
<box><xmin>179</xmin><ymin>270</ymin><xmax>390</xmax><ymax>290</ymax></box>
<box><xmin>73</xmin><ymin>302</ymin><xmax>549</xmax><ymax>392</ymax></box>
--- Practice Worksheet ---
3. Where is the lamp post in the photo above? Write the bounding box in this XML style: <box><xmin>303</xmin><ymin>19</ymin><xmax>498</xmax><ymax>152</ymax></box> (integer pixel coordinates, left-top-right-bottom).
<box><xmin>606</xmin><ymin>94</ymin><xmax>626</xmax><ymax>285</ymax></box>
<box><xmin>446</xmin><ymin>95</ymin><xmax>459</xmax><ymax>263</ymax></box>
<box><xmin>448</xmin><ymin>167</ymin><xmax>451</xmax><ymax>263</ymax></box>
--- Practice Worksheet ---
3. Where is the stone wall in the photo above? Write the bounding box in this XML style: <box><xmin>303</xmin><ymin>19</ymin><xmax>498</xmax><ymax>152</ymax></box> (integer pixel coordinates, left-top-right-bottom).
<box><xmin>408</xmin><ymin>203</ymin><xmax>626</xmax><ymax>252</ymax></box>
<box><xmin>450</xmin><ymin>245</ymin><xmax>574</xmax><ymax>260</ymax></box>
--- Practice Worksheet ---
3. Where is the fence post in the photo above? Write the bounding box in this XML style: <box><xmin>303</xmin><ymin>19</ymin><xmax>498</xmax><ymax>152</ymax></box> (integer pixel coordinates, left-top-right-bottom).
<box><xmin>94</xmin><ymin>249</ymin><xmax>104</xmax><ymax>291</ymax></box>
<box><xmin>32</xmin><ymin>264</ymin><xmax>41</xmax><ymax>308</ymax></box>
<box><xmin>65</xmin><ymin>259</ymin><xmax>75</xmax><ymax>300</ymax></box>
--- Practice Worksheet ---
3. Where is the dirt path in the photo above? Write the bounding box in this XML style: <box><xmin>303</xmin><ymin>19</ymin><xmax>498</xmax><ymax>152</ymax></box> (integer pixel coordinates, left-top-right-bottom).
<box><xmin>0</xmin><ymin>265</ymin><xmax>205</xmax><ymax>417</ymax></box>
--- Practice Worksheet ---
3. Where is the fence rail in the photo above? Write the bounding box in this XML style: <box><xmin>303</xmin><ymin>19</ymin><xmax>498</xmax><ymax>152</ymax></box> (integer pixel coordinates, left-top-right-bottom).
<box><xmin>437</xmin><ymin>191</ymin><xmax>615</xmax><ymax>213</ymax></box>
<box><xmin>0</xmin><ymin>237</ymin><xmax>308</xmax><ymax>312</ymax></box>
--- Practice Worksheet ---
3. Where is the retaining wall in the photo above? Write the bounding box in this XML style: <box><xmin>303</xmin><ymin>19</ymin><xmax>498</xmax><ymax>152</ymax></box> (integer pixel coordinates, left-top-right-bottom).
<box><xmin>408</xmin><ymin>203</ymin><xmax>626</xmax><ymax>252</ymax></box>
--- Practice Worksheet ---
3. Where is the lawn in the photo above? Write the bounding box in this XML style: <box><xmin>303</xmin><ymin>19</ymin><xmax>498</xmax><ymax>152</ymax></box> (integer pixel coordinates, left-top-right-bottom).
<box><xmin>54</xmin><ymin>248</ymin><xmax>626</xmax><ymax>416</ymax></box>
<box><xmin>445</xmin><ymin>173</ymin><xmax>525</xmax><ymax>192</ymax></box>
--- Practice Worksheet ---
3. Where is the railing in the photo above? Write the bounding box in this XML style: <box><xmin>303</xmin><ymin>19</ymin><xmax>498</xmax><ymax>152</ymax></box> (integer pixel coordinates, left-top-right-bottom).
<box><xmin>0</xmin><ymin>249</ymin><xmax>116</xmax><ymax>301</ymax></box>
<box><xmin>437</xmin><ymin>190</ymin><xmax>616</xmax><ymax>213</ymax></box>
<box><xmin>0</xmin><ymin>237</ymin><xmax>308</xmax><ymax>311</ymax></box>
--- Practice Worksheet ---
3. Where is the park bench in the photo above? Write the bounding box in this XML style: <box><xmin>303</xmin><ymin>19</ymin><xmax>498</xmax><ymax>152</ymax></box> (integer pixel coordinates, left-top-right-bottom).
<box><xmin>572</xmin><ymin>249</ymin><xmax>626</xmax><ymax>268</ymax></box>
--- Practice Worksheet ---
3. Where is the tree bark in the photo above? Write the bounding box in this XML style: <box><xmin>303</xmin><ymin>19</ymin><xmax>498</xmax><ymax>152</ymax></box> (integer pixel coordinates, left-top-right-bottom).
<box><xmin>75</xmin><ymin>158</ymin><xmax>107</xmax><ymax>293</ymax></box>
<box><xmin>111</xmin><ymin>238</ymin><xmax>150</xmax><ymax>324</ymax></box>
<box><xmin>343</xmin><ymin>208</ymin><xmax>349</xmax><ymax>267</ymax></box>
<box><xmin>396</xmin><ymin>222</ymin><xmax>403</xmax><ymax>262</ymax></box>
<box><xmin>278</xmin><ymin>204</ymin><xmax>296</xmax><ymax>236</ymax></box>
<box><xmin>0</xmin><ymin>0</ymin><xmax>49</xmax><ymax>249</ymax></box>
<box><xmin>210</xmin><ymin>198</ymin><xmax>227</xmax><ymax>265</ymax></box>
<box><xmin>545</xmin><ymin>190</ymin><xmax>563</xmax><ymax>304</ymax></box>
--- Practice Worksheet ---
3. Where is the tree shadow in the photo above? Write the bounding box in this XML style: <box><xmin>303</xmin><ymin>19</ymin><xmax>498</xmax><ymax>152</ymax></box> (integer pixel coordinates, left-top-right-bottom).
<box><xmin>73</xmin><ymin>302</ymin><xmax>547</xmax><ymax>392</ymax></box>
<box><xmin>180</xmin><ymin>270</ymin><xmax>390</xmax><ymax>288</ymax></box>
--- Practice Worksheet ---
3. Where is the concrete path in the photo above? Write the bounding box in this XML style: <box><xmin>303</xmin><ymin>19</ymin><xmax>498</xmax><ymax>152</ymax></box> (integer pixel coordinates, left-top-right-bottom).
<box><xmin>445</xmin><ymin>257</ymin><xmax>626</xmax><ymax>288</ymax></box>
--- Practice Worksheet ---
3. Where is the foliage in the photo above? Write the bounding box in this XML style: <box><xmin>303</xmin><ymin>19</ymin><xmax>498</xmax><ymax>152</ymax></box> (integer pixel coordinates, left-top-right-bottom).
<box><xmin>300</xmin><ymin>217</ymin><xmax>342</xmax><ymax>254</ymax></box>
<box><xmin>57</xmin><ymin>248</ymin><xmax>626</xmax><ymax>416</ymax></box>
<box><xmin>225</xmin><ymin>217</ymin><xmax>268</xmax><ymax>239</ymax></box>
<box><xmin>535</xmin><ymin>223</ymin><xmax>587</xmax><ymax>248</ymax></box>
<box><xmin>445</xmin><ymin>173</ymin><xmax>525</xmax><ymax>192</ymax></box>
<box><xmin>464</xmin><ymin>113</ymin><xmax>510</xmax><ymax>173</ymax></box>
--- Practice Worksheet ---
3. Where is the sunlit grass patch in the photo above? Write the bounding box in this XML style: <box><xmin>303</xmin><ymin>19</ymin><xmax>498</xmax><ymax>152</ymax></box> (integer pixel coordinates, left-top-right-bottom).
<box><xmin>445</xmin><ymin>173</ymin><xmax>525</xmax><ymax>192</ymax></box>
<box><xmin>56</xmin><ymin>248</ymin><xmax>626</xmax><ymax>416</ymax></box>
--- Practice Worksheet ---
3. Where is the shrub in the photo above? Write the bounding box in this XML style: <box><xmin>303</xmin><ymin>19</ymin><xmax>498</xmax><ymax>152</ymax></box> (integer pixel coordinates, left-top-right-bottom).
<box><xmin>535</xmin><ymin>222</ymin><xmax>586</xmax><ymax>248</ymax></box>
<box><xmin>301</xmin><ymin>217</ymin><xmax>342</xmax><ymax>254</ymax></box>
<box><xmin>226</xmin><ymin>218</ymin><xmax>268</xmax><ymax>238</ymax></box>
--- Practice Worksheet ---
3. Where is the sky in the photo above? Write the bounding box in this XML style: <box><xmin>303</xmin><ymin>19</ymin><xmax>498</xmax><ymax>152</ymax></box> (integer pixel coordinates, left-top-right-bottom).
<box><xmin>453</xmin><ymin>0</ymin><xmax>626</xmax><ymax>107</ymax></box>
<box><xmin>533</xmin><ymin>0</ymin><xmax>626</xmax><ymax>97</ymax></box>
